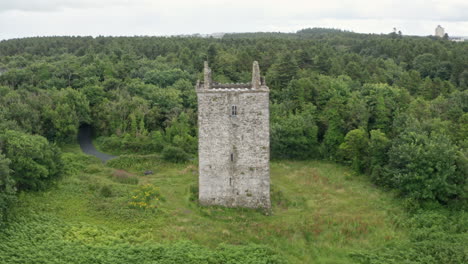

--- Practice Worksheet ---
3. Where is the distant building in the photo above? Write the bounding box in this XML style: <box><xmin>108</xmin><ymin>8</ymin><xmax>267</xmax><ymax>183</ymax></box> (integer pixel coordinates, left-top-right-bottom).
<box><xmin>450</xmin><ymin>37</ymin><xmax>467</xmax><ymax>42</ymax></box>
<box><xmin>451</xmin><ymin>38</ymin><xmax>463</xmax><ymax>42</ymax></box>
<box><xmin>435</xmin><ymin>25</ymin><xmax>445</xmax><ymax>38</ymax></box>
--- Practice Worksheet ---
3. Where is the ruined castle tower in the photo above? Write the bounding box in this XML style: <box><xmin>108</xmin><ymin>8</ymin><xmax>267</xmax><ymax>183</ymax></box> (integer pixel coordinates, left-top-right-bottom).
<box><xmin>196</xmin><ymin>61</ymin><xmax>270</xmax><ymax>208</ymax></box>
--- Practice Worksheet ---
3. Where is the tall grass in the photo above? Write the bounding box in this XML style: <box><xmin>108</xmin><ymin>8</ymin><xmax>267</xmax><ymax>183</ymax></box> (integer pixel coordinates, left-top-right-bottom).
<box><xmin>3</xmin><ymin>149</ymin><xmax>464</xmax><ymax>263</ymax></box>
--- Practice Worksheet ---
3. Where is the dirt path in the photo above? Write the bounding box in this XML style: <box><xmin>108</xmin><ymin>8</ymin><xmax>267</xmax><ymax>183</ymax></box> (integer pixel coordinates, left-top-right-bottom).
<box><xmin>78</xmin><ymin>125</ymin><xmax>116</xmax><ymax>162</ymax></box>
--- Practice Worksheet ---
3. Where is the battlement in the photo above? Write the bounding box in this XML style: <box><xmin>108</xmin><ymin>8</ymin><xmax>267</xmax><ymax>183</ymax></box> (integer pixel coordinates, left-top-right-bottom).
<box><xmin>212</xmin><ymin>82</ymin><xmax>251</xmax><ymax>88</ymax></box>
<box><xmin>196</xmin><ymin>61</ymin><xmax>268</xmax><ymax>92</ymax></box>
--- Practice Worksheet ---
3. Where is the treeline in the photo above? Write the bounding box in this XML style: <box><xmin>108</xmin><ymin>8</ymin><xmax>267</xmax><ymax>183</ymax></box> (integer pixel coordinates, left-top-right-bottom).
<box><xmin>0</xmin><ymin>29</ymin><xmax>467</xmax><ymax>221</ymax></box>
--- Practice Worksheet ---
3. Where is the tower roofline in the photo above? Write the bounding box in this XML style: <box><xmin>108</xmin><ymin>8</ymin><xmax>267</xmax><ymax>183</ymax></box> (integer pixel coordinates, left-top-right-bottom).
<box><xmin>196</xmin><ymin>61</ymin><xmax>269</xmax><ymax>92</ymax></box>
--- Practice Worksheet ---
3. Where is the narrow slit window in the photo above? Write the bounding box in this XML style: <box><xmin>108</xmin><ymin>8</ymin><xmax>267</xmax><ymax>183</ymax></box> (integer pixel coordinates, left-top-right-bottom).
<box><xmin>230</xmin><ymin>153</ymin><xmax>234</xmax><ymax>162</ymax></box>
<box><xmin>231</xmin><ymin>105</ymin><xmax>237</xmax><ymax>116</ymax></box>
<box><xmin>229</xmin><ymin>178</ymin><xmax>232</xmax><ymax>186</ymax></box>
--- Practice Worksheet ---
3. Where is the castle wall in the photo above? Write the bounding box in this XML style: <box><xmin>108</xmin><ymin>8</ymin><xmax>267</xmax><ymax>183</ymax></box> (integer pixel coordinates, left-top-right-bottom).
<box><xmin>197</xmin><ymin>89</ymin><xmax>270</xmax><ymax>208</ymax></box>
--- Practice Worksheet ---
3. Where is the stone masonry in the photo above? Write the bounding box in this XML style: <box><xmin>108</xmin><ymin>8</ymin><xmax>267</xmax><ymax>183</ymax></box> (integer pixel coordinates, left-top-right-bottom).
<box><xmin>196</xmin><ymin>61</ymin><xmax>271</xmax><ymax>208</ymax></box>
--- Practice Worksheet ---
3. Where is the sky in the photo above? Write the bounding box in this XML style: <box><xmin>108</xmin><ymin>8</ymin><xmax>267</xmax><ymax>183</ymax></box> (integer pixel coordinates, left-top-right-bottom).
<box><xmin>0</xmin><ymin>0</ymin><xmax>467</xmax><ymax>40</ymax></box>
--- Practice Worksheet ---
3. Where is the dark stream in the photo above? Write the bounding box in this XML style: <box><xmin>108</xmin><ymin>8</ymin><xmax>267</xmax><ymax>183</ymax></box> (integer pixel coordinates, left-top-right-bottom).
<box><xmin>78</xmin><ymin>125</ymin><xmax>116</xmax><ymax>162</ymax></box>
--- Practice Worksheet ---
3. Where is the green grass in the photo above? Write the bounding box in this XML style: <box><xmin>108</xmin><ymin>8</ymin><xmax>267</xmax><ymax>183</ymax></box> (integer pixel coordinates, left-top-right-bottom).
<box><xmin>2</xmin><ymin>145</ymin><xmax>411</xmax><ymax>263</ymax></box>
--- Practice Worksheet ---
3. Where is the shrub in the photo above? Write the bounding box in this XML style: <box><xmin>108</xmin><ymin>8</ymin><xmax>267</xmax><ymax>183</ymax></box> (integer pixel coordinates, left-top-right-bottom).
<box><xmin>385</xmin><ymin>130</ymin><xmax>463</xmax><ymax>203</ymax></box>
<box><xmin>162</xmin><ymin>145</ymin><xmax>190</xmax><ymax>163</ymax></box>
<box><xmin>320</xmin><ymin>122</ymin><xmax>345</xmax><ymax>160</ymax></box>
<box><xmin>270</xmin><ymin>185</ymin><xmax>291</xmax><ymax>208</ymax></box>
<box><xmin>188</xmin><ymin>184</ymin><xmax>198</xmax><ymax>202</ymax></box>
<box><xmin>163</xmin><ymin>112</ymin><xmax>197</xmax><ymax>155</ymax></box>
<box><xmin>62</xmin><ymin>152</ymin><xmax>94</xmax><ymax>176</ymax></box>
<box><xmin>368</xmin><ymin>130</ymin><xmax>391</xmax><ymax>184</ymax></box>
<box><xmin>271</xmin><ymin>104</ymin><xmax>319</xmax><ymax>159</ymax></box>
<box><xmin>0</xmin><ymin>153</ymin><xmax>16</xmax><ymax>224</ymax></box>
<box><xmin>95</xmin><ymin>131</ymin><xmax>165</xmax><ymax>155</ymax></box>
<box><xmin>106</xmin><ymin>154</ymin><xmax>161</xmax><ymax>172</ymax></box>
<box><xmin>338</xmin><ymin>128</ymin><xmax>368</xmax><ymax>172</ymax></box>
<box><xmin>100</xmin><ymin>185</ymin><xmax>113</xmax><ymax>198</ymax></box>
<box><xmin>351</xmin><ymin>210</ymin><xmax>468</xmax><ymax>264</ymax></box>
<box><xmin>96</xmin><ymin>134</ymin><xmax>143</xmax><ymax>154</ymax></box>
<box><xmin>0</xmin><ymin>214</ymin><xmax>286</xmax><ymax>264</ymax></box>
<box><xmin>0</xmin><ymin>130</ymin><xmax>63</xmax><ymax>191</ymax></box>
<box><xmin>128</xmin><ymin>184</ymin><xmax>164</xmax><ymax>211</ymax></box>
<box><xmin>110</xmin><ymin>170</ymin><xmax>139</xmax><ymax>185</ymax></box>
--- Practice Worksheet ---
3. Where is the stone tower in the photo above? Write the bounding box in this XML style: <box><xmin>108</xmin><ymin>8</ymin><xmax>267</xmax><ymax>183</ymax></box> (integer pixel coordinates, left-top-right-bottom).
<box><xmin>196</xmin><ymin>61</ymin><xmax>270</xmax><ymax>209</ymax></box>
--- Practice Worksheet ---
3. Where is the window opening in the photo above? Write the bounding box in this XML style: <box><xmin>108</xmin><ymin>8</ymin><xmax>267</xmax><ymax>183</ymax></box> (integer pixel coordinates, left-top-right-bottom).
<box><xmin>231</xmin><ymin>105</ymin><xmax>237</xmax><ymax>116</ymax></box>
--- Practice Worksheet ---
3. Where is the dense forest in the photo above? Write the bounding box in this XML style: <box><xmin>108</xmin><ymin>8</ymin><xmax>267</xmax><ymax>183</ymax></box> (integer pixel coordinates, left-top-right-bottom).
<box><xmin>0</xmin><ymin>28</ymin><xmax>467</xmax><ymax>263</ymax></box>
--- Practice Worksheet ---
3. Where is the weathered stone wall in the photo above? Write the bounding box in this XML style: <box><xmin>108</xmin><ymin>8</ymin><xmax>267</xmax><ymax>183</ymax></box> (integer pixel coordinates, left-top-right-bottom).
<box><xmin>197</xmin><ymin>62</ymin><xmax>270</xmax><ymax>208</ymax></box>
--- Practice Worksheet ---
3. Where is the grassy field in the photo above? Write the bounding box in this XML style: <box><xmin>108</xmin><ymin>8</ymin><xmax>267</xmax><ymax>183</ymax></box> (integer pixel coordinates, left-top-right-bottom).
<box><xmin>1</xmin><ymin>145</ymin><xmax>412</xmax><ymax>263</ymax></box>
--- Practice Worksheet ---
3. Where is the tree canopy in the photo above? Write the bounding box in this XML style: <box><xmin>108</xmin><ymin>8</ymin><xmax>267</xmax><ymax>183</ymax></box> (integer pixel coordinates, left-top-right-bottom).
<box><xmin>0</xmin><ymin>29</ymin><xmax>466</xmax><ymax>206</ymax></box>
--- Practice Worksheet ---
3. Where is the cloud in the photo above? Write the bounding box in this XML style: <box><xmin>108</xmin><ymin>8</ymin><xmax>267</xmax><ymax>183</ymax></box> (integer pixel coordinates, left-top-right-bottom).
<box><xmin>0</xmin><ymin>0</ymin><xmax>467</xmax><ymax>39</ymax></box>
<box><xmin>2</xmin><ymin>0</ymin><xmax>468</xmax><ymax>21</ymax></box>
<box><xmin>0</xmin><ymin>0</ymin><xmax>138</xmax><ymax>12</ymax></box>
<box><xmin>2</xmin><ymin>0</ymin><xmax>468</xmax><ymax>22</ymax></box>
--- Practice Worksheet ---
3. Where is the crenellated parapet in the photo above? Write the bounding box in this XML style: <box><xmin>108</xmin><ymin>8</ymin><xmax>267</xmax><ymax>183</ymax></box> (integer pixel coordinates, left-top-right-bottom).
<box><xmin>196</xmin><ymin>61</ymin><xmax>269</xmax><ymax>93</ymax></box>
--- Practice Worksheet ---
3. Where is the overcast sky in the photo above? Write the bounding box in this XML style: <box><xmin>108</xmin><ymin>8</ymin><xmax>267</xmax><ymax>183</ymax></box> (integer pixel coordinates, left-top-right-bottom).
<box><xmin>1</xmin><ymin>0</ymin><xmax>467</xmax><ymax>40</ymax></box>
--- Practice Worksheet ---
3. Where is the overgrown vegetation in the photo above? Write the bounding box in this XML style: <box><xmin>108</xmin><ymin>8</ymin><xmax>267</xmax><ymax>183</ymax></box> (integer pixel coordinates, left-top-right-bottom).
<box><xmin>0</xmin><ymin>215</ymin><xmax>285</xmax><ymax>264</ymax></box>
<box><xmin>0</xmin><ymin>152</ymin><xmax>15</xmax><ymax>225</ymax></box>
<box><xmin>1</xmin><ymin>29</ymin><xmax>466</xmax><ymax>205</ymax></box>
<box><xmin>351</xmin><ymin>210</ymin><xmax>467</xmax><ymax>264</ymax></box>
<box><xmin>0</xmin><ymin>29</ymin><xmax>467</xmax><ymax>262</ymax></box>
<box><xmin>128</xmin><ymin>184</ymin><xmax>164</xmax><ymax>210</ymax></box>
<box><xmin>1</xmin><ymin>149</ymin><xmax>424</xmax><ymax>263</ymax></box>
<box><xmin>0</xmin><ymin>130</ymin><xmax>63</xmax><ymax>191</ymax></box>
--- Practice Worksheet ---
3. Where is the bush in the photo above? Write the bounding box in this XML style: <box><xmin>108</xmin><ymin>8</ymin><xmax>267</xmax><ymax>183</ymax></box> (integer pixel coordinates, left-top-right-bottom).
<box><xmin>270</xmin><ymin>185</ymin><xmax>292</xmax><ymax>208</ymax></box>
<box><xmin>0</xmin><ymin>130</ymin><xmax>63</xmax><ymax>191</ymax></box>
<box><xmin>128</xmin><ymin>184</ymin><xmax>164</xmax><ymax>211</ymax></box>
<box><xmin>368</xmin><ymin>130</ymin><xmax>391</xmax><ymax>184</ymax></box>
<box><xmin>162</xmin><ymin>145</ymin><xmax>190</xmax><ymax>163</ymax></box>
<box><xmin>271</xmin><ymin>104</ymin><xmax>318</xmax><ymax>159</ymax></box>
<box><xmin>164</xmin><ymin>112</ymin><xmax>197</xmax><ymax>155</ymax></box>
<box><xmin>62</xmin><ymin>152</ymin><xmax>96</xmax><ymax>176</ymax></box>
<box><xmin>100</xmin><ymin>185</ymin><xmax>113</xmax><ymax>198</ymax></box>
<box><xmin>110</xmin><ymin>170</ymin><xmax>139</xmax><ymax>185</ymax></box>
<box><xmin>385</xmin><ymin>129</ymin><xmax>463</xmax><ymax>203</ymax></box>
<box><xmin>0</xmin><ymin>153</ymin><xmax>16</xmax><ymax>224</ymax></box>
<box><xmin>106</xmin><ymin>154</ymin><xmax>161</xmax><ymax>172</ymax></box>
<box><xmin>338</xmin><ymin>128</ymin><xmax>368</xmax><ymax>172</ymax></box>
<box><xmin>0</xmin><ymin>213</ymin><xmax>286</xmax><ymax>264</ymax></box>
<box><xmin>351</xmin><ymin>210</ymin><xmax>468</xmax><ymax>264</ymax></box>
<box><xmin>188</xmin><ymin>184</ymin><xmax>198</xmax><ymax>202</ymax></box>
<box><xmin>96</xmin><ymin>133</ymin><xmax>162</xmax><ymax>155</ymax></box>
